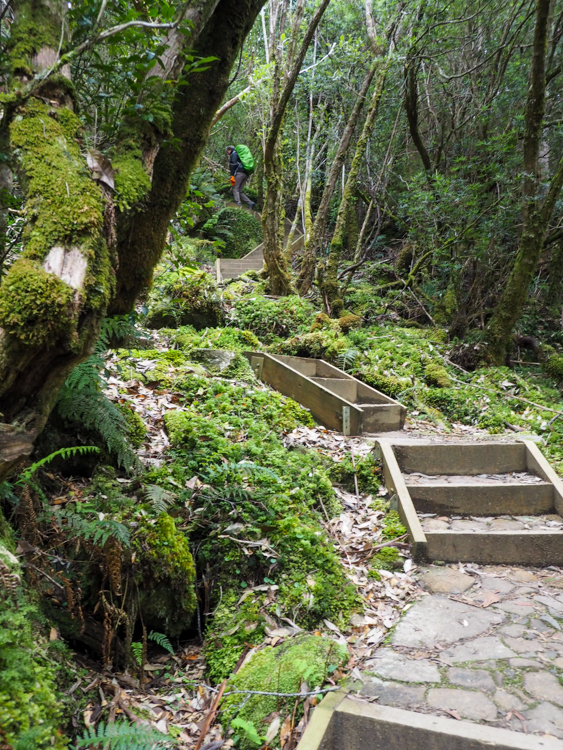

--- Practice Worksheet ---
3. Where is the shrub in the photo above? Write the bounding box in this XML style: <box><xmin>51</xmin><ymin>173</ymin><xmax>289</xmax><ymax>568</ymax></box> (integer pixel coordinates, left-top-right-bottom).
<box><xmin>229</xmin><ymin>295</ymin><xmax>317</xmax><ymax>343</ymax></box>
<box><xmin>144</xmin><ymin>269</ymin><xmax>223</xmax><ymax>330</ymax></box>
<box><xmin>202</xmin><ymin>207</ymin><xmax>262</xmax><ymax>259</ymax></box>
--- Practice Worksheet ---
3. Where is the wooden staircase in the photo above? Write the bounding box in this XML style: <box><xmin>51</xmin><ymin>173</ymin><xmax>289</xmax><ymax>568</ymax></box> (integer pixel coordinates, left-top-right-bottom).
<box><xmin>244</xmin><ymin>352</ymin><xmax>406</xmax><ymax>434</ymax></box>
<box><xmin>215</xmin><ymin>205</ymin><xmax>304</xmax><ymax>283</ymax></box>
<box><xmin>377</xmin><ymin>438</ymin><xmax>563</xmax><ymax>565</ymax></box>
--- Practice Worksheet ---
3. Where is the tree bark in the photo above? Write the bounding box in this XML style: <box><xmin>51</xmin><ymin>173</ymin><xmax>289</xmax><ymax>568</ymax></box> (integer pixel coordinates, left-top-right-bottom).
<box><xmin>485</xmin><ymin>0</ymin><xmax>557</xmax><ymax>364</ymax></box>
<box><xmin>321</xmin><ymin>63</ymin><xmax>388</xmax><ymax>315</ymax></box>
<box><xmin>261</xmin><ymin>0</ymin><xmax>331</xmax><ymax>296</ymax></box>
<box><xmin>404</xmin><ymin>60</ymin><xmax>433</xmax><ymax>174</ymax></box>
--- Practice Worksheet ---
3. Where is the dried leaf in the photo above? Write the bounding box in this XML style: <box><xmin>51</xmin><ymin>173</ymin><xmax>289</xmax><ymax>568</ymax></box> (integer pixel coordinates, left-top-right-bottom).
<box><xmin>86</xmin><ymin>149</ymin><xmax>115</xmax><ymax>190</ymax></box>
<box><xmin>280</xmin><ymin>715</ymin><xmax>292</xmax><ymax>747</ymax></box>
<box><xmin>480</xmin><ymin>590</ymin><xmax>501</xmax><ymax>608</ymax></box>
<box><xmin>265</xmin><ymin>715</ymin><xmax>281</xmax><ymax>743</ymax></box>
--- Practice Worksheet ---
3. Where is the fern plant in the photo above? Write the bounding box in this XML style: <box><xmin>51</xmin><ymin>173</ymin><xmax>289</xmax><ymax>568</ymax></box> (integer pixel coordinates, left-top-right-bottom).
<box><xmin>75</xmin><ymin>721</ymin><xmax>174</xmax><ymax>749</ymax></box>
<box><xmin>53</xmin><ymin>507</ymin><xmax>131</xmax><ymax>547</ymax></box>
<box><xmin>55</xmin><ymin>316</ymin><xmax>142</xmax><ymax>472</ymax></box>
<box><xmin>148</xmin><ymin>631</ymin><xmax>174</xmax><ymax>654</ymax></box>
<box><xmin>336</xmin><ymin>348</ymin><xmax>360</xmax><ymax>372</ymax></box>
<box><xmin>131</xmin><ymin>641</ymin><xmax>143</xmax><ymax>665</ymax></box>
<box><xmin>144</xmin><ymin>485</ymin><xmax>175</xmax><ymax>515</ymax></box>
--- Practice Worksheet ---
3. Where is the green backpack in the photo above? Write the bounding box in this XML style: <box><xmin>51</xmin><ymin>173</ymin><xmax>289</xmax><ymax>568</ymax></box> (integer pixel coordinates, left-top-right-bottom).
<box><xmin>236</xmin><ymin>144</ymin><xmax>255</xmax><ymax>174</ymax></box>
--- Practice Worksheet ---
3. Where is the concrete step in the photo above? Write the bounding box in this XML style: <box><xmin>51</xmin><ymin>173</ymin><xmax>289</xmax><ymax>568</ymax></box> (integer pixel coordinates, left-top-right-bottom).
<box><xmin>377</xmin><ymin>438</ymin><xmax>563</xmax><ymax>565</ymax></box>
<box><xmin>407</xmin><ymin>481</ymin><xmax>554</xmax><ymax>516</ymax></box>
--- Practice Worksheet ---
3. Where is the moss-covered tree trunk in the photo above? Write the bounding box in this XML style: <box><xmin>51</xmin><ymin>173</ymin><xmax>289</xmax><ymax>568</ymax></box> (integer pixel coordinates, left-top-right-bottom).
<box><xmin>0</xmin><ymin>0</ymin><xmax>265</xmax><ymax>479</ymax></box>
<box><xmin>485</xmin><ymin>0</ymin><xmax>561</xmax><ymax>364</ymax></box>
<box><xmin>321</xmin><ymin>64</ymin><xmax>388</xmax><ymax>315</ymax></box>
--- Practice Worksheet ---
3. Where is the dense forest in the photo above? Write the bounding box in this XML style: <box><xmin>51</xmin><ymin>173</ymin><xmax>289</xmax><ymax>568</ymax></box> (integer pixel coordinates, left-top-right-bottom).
<box><xmin>3</xmin><ymin>0</ymin><xmax>563</xmax><ymax>747</ymax></box>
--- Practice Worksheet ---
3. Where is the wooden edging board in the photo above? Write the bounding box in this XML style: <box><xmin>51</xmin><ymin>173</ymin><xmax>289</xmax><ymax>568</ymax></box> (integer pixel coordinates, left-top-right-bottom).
<box><xmin>297</xmin><ymin>695</ymin><xmax>563</xmax><ymax>750</ymax></box>
<box><xmin>243</xmin><ymin>351</ymin><xmax>363</xmax><ymax>434</ymax></box>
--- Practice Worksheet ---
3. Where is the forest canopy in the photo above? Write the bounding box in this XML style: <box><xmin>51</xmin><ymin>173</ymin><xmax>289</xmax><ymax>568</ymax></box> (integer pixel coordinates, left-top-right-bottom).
<box><xmin>3</xmin><ymin>0</ymin><xmax>563</xmax><ymax>747</ymax></box>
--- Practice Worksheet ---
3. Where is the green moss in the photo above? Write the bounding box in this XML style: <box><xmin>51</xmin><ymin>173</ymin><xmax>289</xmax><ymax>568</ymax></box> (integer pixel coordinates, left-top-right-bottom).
<box><xmin>362</xmin><ymin>371</ymin><xmax>405</xmax><ymax>398</ymax></box>
<box><xmin>424</xmin><ymin>363</ymin><xmax>452</xmax><ymax>388</ymax></box>
<box><xmin>370</xmin><ymin>546</ymin><xmax>402</xmax><ymax>571</ymax></box>
<box><xmin>0</xmin><ymin>259</ymin><xmax>74</xmax><ymax>346</ymax></box>
<box><xmin>134</xmin><ymin>515</ymin><xmax>197</xmax><ymax>637</ymax></box>
<box><xmin>144</xmin><ymin>269</ymin><xmax>223</xmax><ymax>330</ymax></box>
<box><xmin>230</xmin><ymin>296</ymin><xmax>316</xmax><ymax>343</ymax></box>
<box><xmin>309</xmin><ymin>313</ymin><xmax>333</xmax><ymax>332</ymax></box>
<box><xmin>116</xmin><ymin>402</ymin><xmax>147</xmax><ymax>448</ymax></box>
<box><xmin>382</xmin><ymin>511</ymin><xmax>406</xmax><ymax>540</ymax></box>
<box><xmin>112</xmin><ymin>148</ymin><xmax>152</xmax><ymax>212</ymax></box>
<box><xmin>7</xmin><ymin>0</ymin><xmax>61</xmax><ymax>77</ymax></box>
<box><xmin>329</xmin><ymin>453</ymin><xmax>381</xmax><ymax>495</ymax></box>
<box><xmin>0</xmin><ymin>536</ymin><xmax>68</xmax><ymax>749</ymax></box>
<box><xmin>175</xmin><ymin>325</ymin><xmax>261</xmax><ymax>352</ymax></box>
<box><xmin>222</xmin><ymin>636</ymin><xmax>347</xmax><ymax>748</ymax></box>
<box><xmin>338</xmin><ymin>314</ymin><xmax>362</xmax><ymax>333</ymax></box>
<box><xmin>204</xmin><ymin>592</ymin><xmax>266</xmax><ymax>683</ymax></box>
<box><xmin>543</xmin><ymin>354</ymin><xmax>563</xmax><ymax>382</ymax></box>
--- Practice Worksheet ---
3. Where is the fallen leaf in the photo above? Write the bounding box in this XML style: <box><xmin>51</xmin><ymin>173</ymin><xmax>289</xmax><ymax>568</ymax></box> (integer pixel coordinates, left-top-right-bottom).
<box><xmin>280</xmin><ymin>715</ymin><xmax>292</xmax><ymax>747</ymax></box>
<box><xmin>443</xmin><ymin>709</ymin><xmax>461</xmax><ymax>720</ymax></box>
<box><xmin>265</xmin><ymin>716</ymin><xmax>281</xmax><ymax>743</ymax></box>
<box><xmin>480</xmin><ymin>590</ymin><xmax>501</xmax><ymax>608</ymax></box>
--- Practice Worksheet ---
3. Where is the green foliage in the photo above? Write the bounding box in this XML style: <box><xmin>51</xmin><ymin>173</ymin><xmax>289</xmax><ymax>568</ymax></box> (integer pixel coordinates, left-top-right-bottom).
<box><xmin>53</xmin><ymin>506</ymin><xmax>131</xmax><ymax>548</ymax></box>
<box><xmin>222</xmin><ymin>636</ymin><xmax>348</xmax><ymax>749</ymax></box>
<box><xmin>75</xmin><ymin>721</ymin><xmax>172</xmax><ymax>749</ymax></box>
<box><xmin>202</xmin><ymin>207</ymin><xmax>262</xmax><ymax>259</ymax></box>
<box><xmin>228</xmin><ymin>296</ymin><xmax>317</xmax><ymax>343</ymax></box>
<box><xmin>329</xmin><ymin>453</ymin><xmax>381</xmax><ymax>495</ymax></box>
<box><xmin>144</xmin><ymin>268</ymin><xmax>223</xmax><ymax>330</ymax></box>
<box><xmin>174</xmin><ymin>325</ymin><xmax>261</xmax><ymax>353</ymax></box>
<box><xmin>0</xmin><ymin>545</ymin><xmax>68</xmax><ymax>749</ymax></box>
<box><xmin>116</xmin><ymin>403</ymin><xmax>147</xmax><ymax>448</ymax></box>
<box><xmin>144</xmin><ymin>484</ymin><xmax>175</xmax><ymax>515</ymax></box>
<box><xmin>18</xmin><ymin>446</ymin><xmax>100</xmax><ymax>485</ymax></box>
<box><xmin>231</xmin><ymin>718</ymin><xmax>264</xmax><ymax>746</ymax></box>
<box><xmin>381</xmin><ymin>511</ymin><xmax>407</xmax><ymax>540</ymax></box>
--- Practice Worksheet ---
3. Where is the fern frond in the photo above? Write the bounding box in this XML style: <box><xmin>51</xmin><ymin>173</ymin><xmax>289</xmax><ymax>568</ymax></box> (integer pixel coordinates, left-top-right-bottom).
<box><xmin>148</xmin><ymin>631</ymin><xmax>174</xmax><ymax>654</ymax></box>
<box><xmin>144</xmin><ymin>485</ymin><xmax>175</xmax><ymax>515</ymax></box>
<box><xmin>54</xmin><ymin>508</ymin><xmax>131</xmax><ymax>548</ymax></box>
<box><xmin>18</xmin><ymin>446</ymin><xmax>100</xmax><ymax>484</ymax></box>
<box><xmin>131</xmin><ymin>641</ymin><xmax>143</xmax><ymax>665</ymax></box>
<box><xmin>75</xmin><ymin>720</ymin><xmax>172</xmax><ymax>749</ymax></box>
<box><xmin>336</xmin><ymin>348</ymin><xmax>360</xmax><ymax>371</ymax></box>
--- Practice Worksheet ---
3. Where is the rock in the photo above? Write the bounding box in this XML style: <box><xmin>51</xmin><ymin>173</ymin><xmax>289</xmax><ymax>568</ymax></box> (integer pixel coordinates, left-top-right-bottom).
<box><xmin>503</xmin><ymin>637</ymin><xmax>543</xmax><ymax>653</ymax></box>
<box><xmin>524</xmin><ymin>671</ymin><xmax>563</xmax><ymax>707</ymax></box>
<box><xmin>448</xmin><ymin>667</ymin><xmax>495</xmax><ymax>692</ymax></box>
<box><xmin>494</xmin><ymin>690</ymin><xmax>527</xmax><ymax>712</ymax></box>
<box><xmin>360</xmin><ymin>677</ymin><xmax>426</xmax><ymax>706</ymax></box>
<box><xmin>427</xmin><ymin>688</ymin><xmax>497</xmax><ymax>721</ymax></box>
<box><xmin>509</xmin><ymin>658</ymin><xmax>543</xmax><ymax>668</ymax></box>
<box><xmin>526</xmin><ymin>702</ymin><xmax>563</xmax><ymax>739</ymax></box>
<box><xmin>544</xmin><ymin>576</ymin><xmax>563</xmax><ymax>589</ymax></box>
<box><xmin>509</xmin><ymin>570</ymin><xmax>538</xmax><ymax>583</ymax></box>
<box><xmin>555</xmin><ymin>657</ymin><xmax>563</xmax><ymax>669</ymax></box>
<box><xmin>189</xmin><ymin>349</ymin><xmax>238</xmax><ymax>372</ymax></box>
<box><xmin>530</xmin><ymin>618</ymin><xmax>554</xmax><ymax>633</ymax></box>
<box><xmin>364</xmin><ymin>649</ymin><xmax>441</xmax><ymax>684</ymax></box>
<box><xmin>498</xmin><ymin>624</ymin><xmax>526</xmax><ymax>637</ymax></box>
<box><xmin>540</xmin><ymin>613</ymin><xmax>562</xmax><ymax>630</ymax></box>
<box><xmin>439</xmin><ymin>636</ymin><xmax>516</xmax><ymax>664</ymax></box>
<box><xmin>420</xmin><ymin>568</ymin><xmax>475</xmax><ymax>594</ymax></box>
<box><xmin>393</xmin><ymin>596</ymin><xmax>503</xmax><ymax>649</ymax></box>
<box><xmin>489</xmin><ymin>519</ymin><xmax>525</xmax><ymax>530</ymax></box>
<box><xmin>535</xmin><ymin>594</ymin><xmax>563</xmax><ymax>613</ymax></box>
<box><xmin>424</xmin><ymin>519</ymin><xmax>449</xmax><ymax>531</ymax></box>
<box><xmin>481</xmin><ymin>577</ymin><xmax>514</xmax><ymax>594</ymax></box>
<box><xmin>494</xmin><ymin>598</ymin><xmax>539</xmax><ymax>616</ymax></box>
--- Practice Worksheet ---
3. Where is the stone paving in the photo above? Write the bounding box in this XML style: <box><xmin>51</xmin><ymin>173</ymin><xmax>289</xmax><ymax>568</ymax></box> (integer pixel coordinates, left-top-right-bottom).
<box><xmin>359</xmin><ymin>564</ymin><xmax>563</xmax><ymax>738</ymax></box>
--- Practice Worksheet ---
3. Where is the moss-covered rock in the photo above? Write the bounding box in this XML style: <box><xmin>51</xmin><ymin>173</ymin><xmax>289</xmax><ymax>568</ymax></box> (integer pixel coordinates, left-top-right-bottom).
<box><xmin>134</xmin><ymin>515</ymin><xmax>197</xmax><ymax>637</ymax></box>
<box><xmin>338</xmin><ymin>314</ymin><xmax>362</xmax><ymax>333</ymax></box>
<box><xmin>543</xmin><ymin>354</ymin><xmax>563</xmax><ymax>382</ymax></box>
<box><xmin>116</xmin><ymin>402</ymin><xmax>147</xmax><ymax>448</ymax></box>
<box><xmin>424</xmin><ymin>363</ymin><xmax>452</xmax><ymax>388</ymax></box>
<box><xmin>370</xmin><ymin>546</ymin><xmax>402</xmax><ymax>571</ymax></box>
<box><xmin>229</xmin><ymin>295</ymin><xmax>316</xmax><ymax>343</ymax></box>
<box><xmin>144</xmin><ymin>269</ymin><xmax>223</xmax><ymax>330</ymax></box>
<box><xmin>222</xmin><ymin>635</ymin><xmax>347</xmax><ymax>749</ymax></box>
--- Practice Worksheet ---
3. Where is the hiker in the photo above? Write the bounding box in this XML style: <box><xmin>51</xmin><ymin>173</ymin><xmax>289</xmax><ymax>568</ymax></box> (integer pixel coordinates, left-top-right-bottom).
<box><xmin>226</xmin><ymin>145</ymin><xmax>255</xmax><ymax>209</ymax></box>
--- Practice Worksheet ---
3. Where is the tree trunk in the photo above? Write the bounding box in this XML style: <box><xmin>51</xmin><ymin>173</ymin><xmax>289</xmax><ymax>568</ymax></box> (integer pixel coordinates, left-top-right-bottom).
<box><xmin>297</xmin><ymin>57</ymin><xmax>378</xmax><ymax>294</ymax></box>
<box><xmin>485</xmin><ymin>0</ymin><xmax>558</xmax><ymax>364</ymax></box>
<box><xmin>111</xmin><ymin>0</ymin><xmax>265</xmax><ymax>313</ymax></box>
<box><xmin>321</xmin><ymin>64</ymin><xmax>388</xmax><ymax>315</ymax></box>
<box><xmin>0</xmin><ymin>0</ymin><xmax>265</xmax><ymax>478</ymax></box>
<box><xmin>404</xmin><ymin>60</ymin><xmax>433</xmax><ymax>174</ymax></box>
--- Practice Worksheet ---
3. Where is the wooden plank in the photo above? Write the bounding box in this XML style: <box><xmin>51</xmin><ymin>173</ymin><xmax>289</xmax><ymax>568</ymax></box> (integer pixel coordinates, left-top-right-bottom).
<box><xmin>425</xmin><ymin>530</ymin><xmax>563</xmax><ymax>565</ymax></box>
<box><xmin>245</xmin><ymin>352</ymin><xmax>362</xmax><ymax>433</ymax></box>
<box><xmin>270</xmin><ymin>354</ymin><xmax>318</xmax><ymax>377</ymax></box>
<box><xmin>407</xmin><ymin>482</ymin><xmax>554</xmax><ymax>516</ymax></box>
<box><xmin>525</xmin><ymin>440</ymin><xmax>563</xmax><ymax>516</ymax></box>
<box><xmin>377</xmin><ymin>441</ymin><xmax>427</xmax><ymax>560</ymax></box>
<box><xmin>311</xmin><ymin>377</ymin><xmax>357</xmax><ymax>401</ymax></box>
<box><xmin>394</xmin><ymin>442</ymin><xmax>527</xmax><ymax>475</ymax></box>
